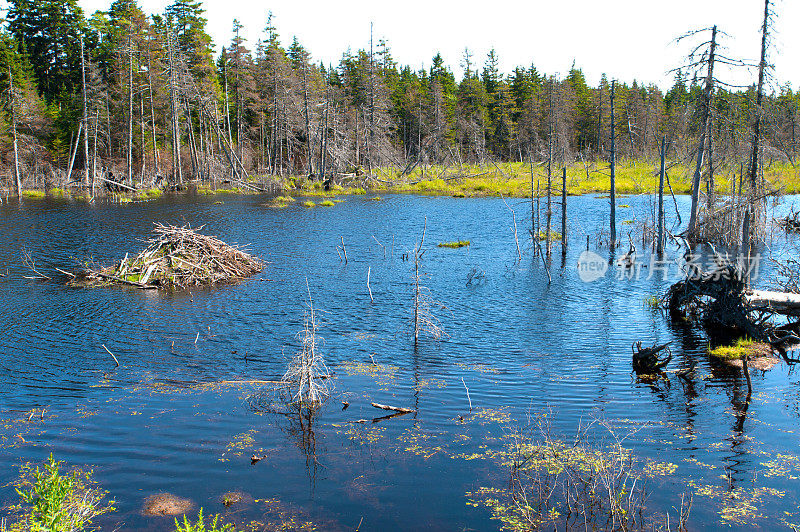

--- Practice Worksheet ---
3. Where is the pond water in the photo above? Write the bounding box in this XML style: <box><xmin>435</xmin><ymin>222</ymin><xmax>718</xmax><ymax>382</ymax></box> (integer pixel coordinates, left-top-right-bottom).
<box><xmin>0</xmin><ymin>192</ymin><xmax>799</xmax><ymax>531</ymax></box>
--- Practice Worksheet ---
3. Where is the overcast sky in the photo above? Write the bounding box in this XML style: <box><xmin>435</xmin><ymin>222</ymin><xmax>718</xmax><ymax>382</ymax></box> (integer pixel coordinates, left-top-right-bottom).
<box><xmin>77</xmin><ymin>0</ymin><xmax>799</xmax><ymax>91</ymax></box>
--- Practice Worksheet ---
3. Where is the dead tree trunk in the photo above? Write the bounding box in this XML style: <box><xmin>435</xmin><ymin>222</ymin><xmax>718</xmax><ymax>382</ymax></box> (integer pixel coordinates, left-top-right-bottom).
<box><xmin>9</xmin><ymin>67</ymin><xmax>21</xmax><ymax>197</ymax></box>
<box><xmin>657</xmin><ymin>136</ymin><xmax>666</xmax><ymax>256</ymax></box>
<box><xmin>742</xmin><ymin>0</ymin><xmax>771</xmax><ymax>254</ymax></box>
<box><xmin>610</xmin><ymin>80</ymin><xmax>617</xmax><ymax>248</ymax></box>
<box><xmin>80</xmin><ymin>37</ymin><xmax>90</xmax><ymax>190</ymax></box>
<box><xmin>561</xmin><ymin>167</ymin><xmax>567</xmax><ymax>254</ymax></box>
<box><xmin>687</xmin><ymin>25</ymin><xmax>717</xmax><ymax>239</ymax></box>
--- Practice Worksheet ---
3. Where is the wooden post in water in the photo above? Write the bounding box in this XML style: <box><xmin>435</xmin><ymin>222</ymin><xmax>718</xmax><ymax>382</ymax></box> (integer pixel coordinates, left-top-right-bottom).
<box><xmin>561</xmin><ymin>167</ymin><xmax>567</xmax><ymax>254</ymax></box>
<box><xmin>657</xmin><ymin>135</ymin><xmax>666</xmax><ymax>256</ymax></box>
<box><xmin>609</xmin><ymin>80</ymin><xmax>617</xmax><ymax>249</ymax></box>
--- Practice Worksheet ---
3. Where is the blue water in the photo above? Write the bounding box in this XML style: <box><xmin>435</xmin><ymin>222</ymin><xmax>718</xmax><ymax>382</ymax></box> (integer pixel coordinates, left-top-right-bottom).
<box><xmin>0</xmin><ymin>192</ymin><xmax>798</xmax><ymax>531</ymax></box>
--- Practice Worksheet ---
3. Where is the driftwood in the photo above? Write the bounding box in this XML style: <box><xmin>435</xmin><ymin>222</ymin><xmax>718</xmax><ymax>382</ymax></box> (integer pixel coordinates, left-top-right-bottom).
<box><xmin>371</xmin><ymin>402</ymin><xmax>415</xmax><ymax>414</ymax></box>
<box><xmin>632</xmin><ymin>341</ymin><xmax>672</xmax><ymax>372</ymax></box>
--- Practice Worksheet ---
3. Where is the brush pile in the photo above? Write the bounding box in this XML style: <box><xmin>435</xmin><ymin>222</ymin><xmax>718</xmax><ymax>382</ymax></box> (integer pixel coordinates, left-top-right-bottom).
<box><xmin>72</xmin><ymin>223</ymin><xmax>262</xmax><ymax>289</ymax></box>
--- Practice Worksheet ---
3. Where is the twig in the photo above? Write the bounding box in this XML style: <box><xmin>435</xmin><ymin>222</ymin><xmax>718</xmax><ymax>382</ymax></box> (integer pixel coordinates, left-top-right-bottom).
<box><xmin>102</xmin><ymin>344</ymin><xmax>120</xmax><ymax>367</ymax></box>
<box><xmin>367</xmin><ymin>266</ymin><xmax>373</xmax><ymax>303</ymax></box>
<box><xmin>341</xmin><ymin>236</ymin><xmax>348</xmax><ymax>264</ymax></box>
<box><xmin>461</xmin><ymin>377</ymin><xmax>473</xmax><ymax>411</ymax></box>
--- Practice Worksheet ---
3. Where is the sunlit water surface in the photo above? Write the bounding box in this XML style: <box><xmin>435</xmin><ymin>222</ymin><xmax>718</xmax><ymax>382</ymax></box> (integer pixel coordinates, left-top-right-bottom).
<box><xmin>1</xmin><ymin>193</ymin><xmax>799</xmax><ymax>531</ymax></box>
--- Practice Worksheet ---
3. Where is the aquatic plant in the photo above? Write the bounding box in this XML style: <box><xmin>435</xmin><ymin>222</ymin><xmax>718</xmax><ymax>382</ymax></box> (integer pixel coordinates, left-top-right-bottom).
<box><xmin>319</xmin><ymin>200</ymin><xmax>334</xmax><ymax>207</ymax></box>
<box><xmin>274</xmin><ymin>196</ymin><xmax>296</xmax><ymax>203</ymax></box>
<box><xmin>5</xmin><ymin>454</ymin><xmax>115</xmax><ymax>532</ymax></box>
<box><xmin>466</xmin><ymin>414</ymin><xmax>691</xmax><ymax>531</ymax></box>
<box><xmin>174</xmin><ymin>509</ymin><xmax>234</xmax><ymax>532</ymax></box>
<box><xmin>438</xmin><ymin>240</ymin><xmax>470</xmax><ymax>249</ymax></box>
<box><xmin>302</xmin><ymin>200</ymin><xmax>315</xmax><ymax>208</ymax></box>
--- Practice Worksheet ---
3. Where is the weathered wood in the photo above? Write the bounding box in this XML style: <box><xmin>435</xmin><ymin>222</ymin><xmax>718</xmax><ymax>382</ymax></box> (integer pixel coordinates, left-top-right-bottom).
<box><xmin>745</xmin><ymin>290</ymin><xmax>800</xmax><ymax>316</ymax></box>
<box><xmin>371</xmin><ymin>402</ymin><xmax>415</xmax><ymax>414</ymax></box>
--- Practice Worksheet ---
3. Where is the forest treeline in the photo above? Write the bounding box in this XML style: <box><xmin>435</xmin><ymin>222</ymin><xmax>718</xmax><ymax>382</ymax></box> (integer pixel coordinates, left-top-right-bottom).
<box><xmin>0</xmin><ymin>0</ymin><xmax>797</xmax><ymax>192</ymax></box>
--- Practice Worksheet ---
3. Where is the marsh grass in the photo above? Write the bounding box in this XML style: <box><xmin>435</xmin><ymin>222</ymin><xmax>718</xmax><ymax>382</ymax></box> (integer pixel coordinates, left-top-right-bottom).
<box><xmin>302</xmin><ymin>200</ymin><xmax>315</xmax><ymax>208</ymax></box>
<box><xmin>319</xmin><ymin>200</ymin><xmax>334</xmax><ymax>207</ymax></box>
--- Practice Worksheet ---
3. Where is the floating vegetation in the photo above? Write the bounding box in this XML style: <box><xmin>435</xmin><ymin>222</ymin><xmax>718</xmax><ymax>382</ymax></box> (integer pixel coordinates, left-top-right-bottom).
<box><xmin>368</xmin><ymin>196</ymin><xmax>382</xmax><ymax>201</ymax></box>
<box><xmin>645</xmin><ymin>295</ymin><xmax>660</xmax><ymax>308</ymax></box>
<box><xmin>465</xmin><ymin>414</ymin><xmax>690</xmax><ymax>531</ymax></box>
<box><xmin>319</xmin><ymin>200</ymin><xmax>334</xmax><ymax>207</ymax></box>
<box><xmin>142</xmin><ymin>493</ymin><xmax>194</xmax><ymax>516</ymax></box>
<box><xmin>302</xmin><ymin>200</ymin><xmax>315</xmax><ymax>208</ymax></box>
<box><xmin>70</xmin><ymin>223</ymin><xmax>263</xmax><ymax>290</ymax></box>
<box><xmin>438</xmin><ymin>240</ymin><xmax>470</xmax><ymax>249</ymax></box>
<box><xmin>689</xmin><ymin>481</ymin><xmax>784</xmax><ymax>526</ymax></box>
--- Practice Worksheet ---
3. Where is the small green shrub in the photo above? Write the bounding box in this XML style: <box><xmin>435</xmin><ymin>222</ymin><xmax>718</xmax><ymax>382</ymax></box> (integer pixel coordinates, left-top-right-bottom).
<box><xmin>8</xmin><ymin>454</ymin><xmax>114</xmax><ymax>532</ymax></box>
<box><xmin>175</xmin><ymin>509</ymin><xmax>234</xmax><ymax>532</ymax></box>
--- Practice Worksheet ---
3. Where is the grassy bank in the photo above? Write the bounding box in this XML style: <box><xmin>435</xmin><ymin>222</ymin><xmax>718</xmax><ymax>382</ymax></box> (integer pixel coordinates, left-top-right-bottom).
<box><xmin>5</xmin><ymin>159</ymin><xmax>798</xmax><ymax>202</ymax></box>
<box><xmin>283</xmin><ymin>159</ymin><xmax>799</xmax><ymax>198</ymax></box>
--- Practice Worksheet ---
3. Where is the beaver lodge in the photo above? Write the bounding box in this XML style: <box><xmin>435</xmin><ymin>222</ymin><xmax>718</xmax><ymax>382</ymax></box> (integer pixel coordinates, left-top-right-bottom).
<box><xmin>70</xmin><ymin>224</ymin><xmax>263</xmax><ymax>289</ymax></box>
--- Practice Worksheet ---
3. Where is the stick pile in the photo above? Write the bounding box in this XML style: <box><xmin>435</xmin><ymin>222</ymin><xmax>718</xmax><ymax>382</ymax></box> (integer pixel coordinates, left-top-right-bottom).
<box><xmin>73</xmin><ymin>223</ymin><xmax>262</xmax><ymax>289</ymax></box>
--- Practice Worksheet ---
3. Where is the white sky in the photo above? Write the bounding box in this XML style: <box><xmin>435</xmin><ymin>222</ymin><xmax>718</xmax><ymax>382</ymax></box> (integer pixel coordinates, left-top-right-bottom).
<box><xmin>77</xmin><ymin>0</ymin><xmax>799</xmax><ymax>91</ymax></box>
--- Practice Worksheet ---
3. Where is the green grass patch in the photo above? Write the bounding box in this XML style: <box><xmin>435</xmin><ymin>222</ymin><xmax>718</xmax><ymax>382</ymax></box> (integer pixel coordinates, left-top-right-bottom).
<box><xmin>438</xmin><ymin>240</ymin><xmax>470</xmax><ymax>249</ymax></box>
<box><xmin>368</xmin><ymin>196</ymin><xmax>382</xmax><ymax>201</ymax></box>
<box><xmin>302</xmin><ymin>200</ymin><xmax>315</xmax><ymax>208</ymax></box>
<box><xmin>708</xmin><ymin>338</ymin><xmax>770</xmax><ymax>360</ymax></box>
<box><xmin>274</xmin><ymin>196</ymin><xmax>296</xmax><ymax>203</ymax></box>
<box><xmin>21</xmin><ymin>190</ymin><xmax>45</xmax><ymax>199</ymax></box>
<box><xmin>133</xmin><ymin>188</ymin><xmax>163</xmax><ymax>201</ymax></box>
<box><xmin>320</xmin><ymin>200</ymin><xmax>335</xmax><ymax>207</ymax></box>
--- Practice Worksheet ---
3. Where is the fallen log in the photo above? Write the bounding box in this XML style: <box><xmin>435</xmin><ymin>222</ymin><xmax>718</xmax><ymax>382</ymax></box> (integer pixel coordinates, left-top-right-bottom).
<box><xmin>371</xmin><ymin>402</ymin><xmax>415</xmax><ymax>414</ymax></box>
<box><xmin>745</xmin><ymin>290</ymin><xmax>800</xmax><ymax>316</ymax></box>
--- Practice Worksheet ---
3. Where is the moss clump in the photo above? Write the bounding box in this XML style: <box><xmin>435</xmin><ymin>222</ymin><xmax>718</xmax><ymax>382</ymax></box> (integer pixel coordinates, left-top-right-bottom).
<box><xmin>302</xmin><ymin>200</ymin><xmax>315</xmax><ymax>208</ymax></box>
<box><xmin>438</xmin><ymin>240</ymin><xmax>470</xmax><ymax>248</ymax></box>
<box><xmin>21</xmin><ymin>190</ymin><xmax>45</xmax><ymax>199</ymax></box>
<box><xmin>319</xmin><ymin>200</ymin><xmax>334</xmax><ymax>207</ymax></box>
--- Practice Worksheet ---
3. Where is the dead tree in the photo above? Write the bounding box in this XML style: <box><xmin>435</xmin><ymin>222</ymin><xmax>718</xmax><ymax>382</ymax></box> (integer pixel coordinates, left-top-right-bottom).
<box><xmin>609</xmin><ymin>80</ymin><xmax>617</xmax><ymax>248</ymax></box>
<box><xmin>687</xmin><ymin>25</ymin><xmax>717</xmax><ymax>239</ymax></box>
